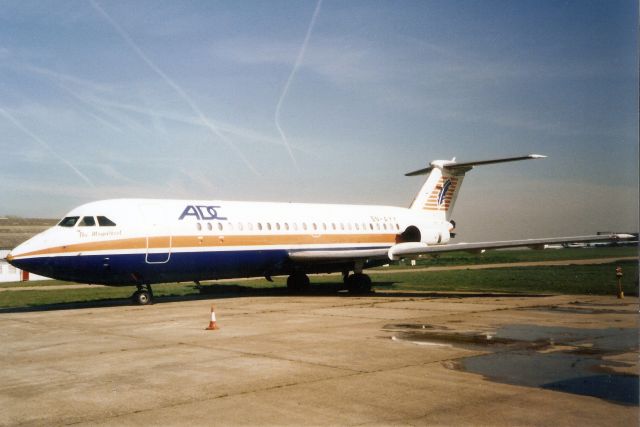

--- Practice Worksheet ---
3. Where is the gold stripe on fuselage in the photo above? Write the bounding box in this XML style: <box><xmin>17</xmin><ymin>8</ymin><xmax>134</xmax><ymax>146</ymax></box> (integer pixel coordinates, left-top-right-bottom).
<box><xmin>12</xmin><ymin>233</ymin><xmax>398</xmax><ymax>259</ymax></box>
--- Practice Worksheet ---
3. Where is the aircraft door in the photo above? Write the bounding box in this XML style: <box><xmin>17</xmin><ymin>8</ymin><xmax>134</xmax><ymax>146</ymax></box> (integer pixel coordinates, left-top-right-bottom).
<box><xmin>139</xmin><ymin>203</ymin><xmax>172</xmax><ymax>264</ymax></box>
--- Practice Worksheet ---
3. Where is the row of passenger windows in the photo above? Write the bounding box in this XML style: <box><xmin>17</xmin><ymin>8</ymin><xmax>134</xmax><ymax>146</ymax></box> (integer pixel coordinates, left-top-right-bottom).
<box><xmin>194</xmin><ymin>221</ymin><xmax>401</xmax><ymax>233</ymax></box>
<box><xmin>58</xmin><ymin>216</ymin><xmax>117</xmax><ymax>227</ymax></box>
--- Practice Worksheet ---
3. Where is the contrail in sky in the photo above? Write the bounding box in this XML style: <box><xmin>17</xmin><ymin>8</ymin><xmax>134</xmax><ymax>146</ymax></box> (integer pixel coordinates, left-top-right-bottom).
<box><xmin>0</xmin><ymin>108</ymin><xmax>95</xmax><ymax>186</ymax></box>
<box><xmin>90</xmin><ymin>0</ymin><xmax>259</xmax><ymax>176</ymax></box>
<box><xmin>275</xmin><ymin>0</ymin><xmax>323</xmax><ymax>170</ymax></box>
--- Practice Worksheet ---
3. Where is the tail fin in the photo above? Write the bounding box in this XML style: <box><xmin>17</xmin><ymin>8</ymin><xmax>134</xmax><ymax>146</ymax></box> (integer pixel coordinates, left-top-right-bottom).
<box><xmin>407</xmin><ymin>154</ymin><xmax>546</xmax><ymax>220</ymax></box>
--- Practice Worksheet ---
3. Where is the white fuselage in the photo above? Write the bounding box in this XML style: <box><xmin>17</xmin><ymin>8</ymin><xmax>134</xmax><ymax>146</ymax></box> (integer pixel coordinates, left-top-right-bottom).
<box><xmin>8</xmin><ymin>198</ymin><xmax>451</xmax><ymax>285</ymax></box>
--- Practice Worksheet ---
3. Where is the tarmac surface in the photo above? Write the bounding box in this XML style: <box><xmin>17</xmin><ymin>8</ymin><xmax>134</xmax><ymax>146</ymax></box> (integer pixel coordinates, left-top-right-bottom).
<box><xmin>1</xmin><ymin>291</ymin><xmax>638</xmax><ymax>426</ymax></box>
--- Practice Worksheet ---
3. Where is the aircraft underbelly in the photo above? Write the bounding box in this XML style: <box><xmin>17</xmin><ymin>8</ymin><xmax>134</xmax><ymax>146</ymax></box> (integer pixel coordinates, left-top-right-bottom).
<box><xmin>19</xmin><ymin>249</ymin><xmax>295</xmax><ymax>285</ymax></box>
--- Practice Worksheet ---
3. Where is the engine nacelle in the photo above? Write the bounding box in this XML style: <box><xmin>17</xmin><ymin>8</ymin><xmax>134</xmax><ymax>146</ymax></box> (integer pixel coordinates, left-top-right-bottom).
<box><xmin>396</xmin><ymin>223</ymin><xmax>450</xmax><ymax>245</ymax></box>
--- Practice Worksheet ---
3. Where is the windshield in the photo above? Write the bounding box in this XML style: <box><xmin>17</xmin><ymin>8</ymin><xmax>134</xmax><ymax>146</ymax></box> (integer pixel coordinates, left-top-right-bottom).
<box><xmin>58</xmin><ymin>216</ymin><xmax>79</xmax><ymax>227</ymax></box>
<box><xmin>79</xmin><ymin>216</ymin><xmax>96</xmax><ymax>226</ymax></box>
<box><xmin>97</xmin><ymin>216</ymin><xmax>116</xmax><ymax>226</ymax></box>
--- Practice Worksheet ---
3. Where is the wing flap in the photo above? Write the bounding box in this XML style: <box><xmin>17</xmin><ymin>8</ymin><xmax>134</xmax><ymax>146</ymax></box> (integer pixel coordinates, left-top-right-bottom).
<box><xmin>288</xmin><ymin>248</ymin><xmax>389</xmax><ymax>262</ymax></box>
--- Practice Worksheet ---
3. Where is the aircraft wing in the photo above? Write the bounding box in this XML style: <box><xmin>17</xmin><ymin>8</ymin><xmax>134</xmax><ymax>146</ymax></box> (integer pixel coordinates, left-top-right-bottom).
<box><xmin>288</xmin><ymin>234</ymin><xmax>634</xmax><ymax>262</ymax></box>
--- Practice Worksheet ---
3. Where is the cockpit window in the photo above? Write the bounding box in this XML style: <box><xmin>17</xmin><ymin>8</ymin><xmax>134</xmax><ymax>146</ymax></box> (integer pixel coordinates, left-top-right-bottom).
<box><xmin>97</xmin><ymin>216</ymin><xmax>116</xmax><ymax>226</ymax></box>
<box><xmin>58</xmin><ymin>216</ymin><xmax>79</xmax><ymax>227</ymax></box>
<box><xmin>79</xmin><ymin>216</ymin><xmax>96</xmax><ymax>227</ymax></box>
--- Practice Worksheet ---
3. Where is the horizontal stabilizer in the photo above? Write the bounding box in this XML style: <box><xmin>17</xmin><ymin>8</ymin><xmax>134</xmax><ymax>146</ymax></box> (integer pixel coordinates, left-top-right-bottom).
<box><xmin>405</xmin><ymin>154</ymin><xmax>546</xmax><ymax>176</ymax></box>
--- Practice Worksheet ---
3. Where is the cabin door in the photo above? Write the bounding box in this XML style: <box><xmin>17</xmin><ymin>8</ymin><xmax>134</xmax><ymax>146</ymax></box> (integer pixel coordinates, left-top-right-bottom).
<box><xmin>139</xmin><ymin>203</ymin><xmax>172</xmax><ymax>264</ymax></box>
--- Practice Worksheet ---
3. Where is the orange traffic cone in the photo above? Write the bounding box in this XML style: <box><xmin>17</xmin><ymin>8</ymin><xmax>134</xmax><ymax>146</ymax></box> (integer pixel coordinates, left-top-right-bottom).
<box><xmin>206</xmin><ymin>304</ymin><xmax>220</xmax><ymax>330</ymax></box>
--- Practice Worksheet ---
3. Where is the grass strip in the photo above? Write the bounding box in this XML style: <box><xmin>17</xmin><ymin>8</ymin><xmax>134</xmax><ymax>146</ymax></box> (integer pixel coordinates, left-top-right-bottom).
<box><xmin>0</xmin><ymin>260</ymin><xmax>636</xmax><ymax>309</ymax></box>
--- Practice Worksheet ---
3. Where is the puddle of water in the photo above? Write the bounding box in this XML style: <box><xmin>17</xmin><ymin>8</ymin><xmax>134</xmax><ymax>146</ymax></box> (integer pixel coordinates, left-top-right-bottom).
<box><xmin>463</xmin><ymin>351</ymin><xmax>639</xmax><ymax>405</ymax></box>
<box><xmin>497</xmin><ymin>324</ymin><xmax>638</xmax><ymax>353</ymax></box>
<box><xmin>543</xmin><ymin>375</ymin><xmax>639</xmax><ymax>404</ymax></box>
<box><xmin>385</xmin><ymin>323</ymin><xmax>639</xmax><ymax>405</ymax></box>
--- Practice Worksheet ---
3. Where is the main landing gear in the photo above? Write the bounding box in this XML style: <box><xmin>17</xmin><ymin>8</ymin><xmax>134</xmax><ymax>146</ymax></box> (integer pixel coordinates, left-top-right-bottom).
<box><xmin>344</xmin><ymin>261</ymin><xmax>372</xmax><ymax>294</ymax></box>
<box><xmin>132</xmin><ymin>284</ymin><xmax>154</xmax><ymax>305</ymax></box>
<box><xmin>344</xmin><ymin>273</ymin><xmax>372</xmax><ymax>294</ymax></box>
<box><xmin>285</xmin><ymin>271</ymin><xmax>372</xmax><ymax>294</ymax></box>
<box><xmin>286</xmin><ymin>272</ymin><xmax>310</xmax><ymax>293</ymax></box>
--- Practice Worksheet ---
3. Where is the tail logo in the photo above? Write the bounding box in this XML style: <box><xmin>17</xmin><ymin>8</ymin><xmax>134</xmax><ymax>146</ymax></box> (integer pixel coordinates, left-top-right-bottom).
<box><xmin>437</xmin><ymin>179</ymin><xmax>452</xmax><ymax>206</ymax></box>
<box><xmin>423</xmin><ymin>176</ymin><xmax>459</xmax><ymax>211</ymax></box>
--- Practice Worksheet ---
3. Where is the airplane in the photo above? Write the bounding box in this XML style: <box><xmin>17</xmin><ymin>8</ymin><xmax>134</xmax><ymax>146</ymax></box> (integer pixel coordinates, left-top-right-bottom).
<box><xmin>6</xmin><ymin>154</ymin><xmax>631</xmax><ymax>305</ymax></box>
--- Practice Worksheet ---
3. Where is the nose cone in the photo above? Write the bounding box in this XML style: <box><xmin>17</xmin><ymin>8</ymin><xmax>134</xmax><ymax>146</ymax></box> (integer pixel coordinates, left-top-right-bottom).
<box><xmin>6</xmin><ymin>237</ymin><xmax>45</xmax><ymax>272</ymax></box>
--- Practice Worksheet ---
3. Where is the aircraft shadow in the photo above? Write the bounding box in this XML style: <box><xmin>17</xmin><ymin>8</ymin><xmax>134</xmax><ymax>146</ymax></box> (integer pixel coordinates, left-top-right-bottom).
<box><xmin>0</xmin><ymin>281</ymin><xmax>551</xmax><ymax>314</ymax></box>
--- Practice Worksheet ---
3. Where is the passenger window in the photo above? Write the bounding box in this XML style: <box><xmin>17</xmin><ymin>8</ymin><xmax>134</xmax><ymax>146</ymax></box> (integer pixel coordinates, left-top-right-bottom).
<box><xmin>58</xmin><ymin>216</ymin><xmax>79</xmax><ymax>227</ymax></box>
<box><xmin>257</xmin><ymin>223</ymin><xmax>263</xmax><ymax>231</ymax></box>
<box><xmin>293</xmin><ymin>223</ymin><xmax>298</xmax><ymax>231</ymax></box>
<box><xmin>332</xmin><ymin>223</ymin><xmax>336</xmax><ymax>230</ymax></box>
<box><xmin>238</xmin><ymin>222</ymin><xmax>243</xmax><ymax>231</ymax></box>
<box><xmin>267</xmin><ymin>223</ymin><xmax>272</xmax><ymax>231</ymax></box>
<box><xmin>322</xmin><ymin>223</ymin><xmax>327</xmax><ymax>231</ymax></box>
<box><xmin>228</xmin><ymin>222</ymin><xmax>234</xmax><ymax>230</ymax></box>
<box><xmin>217</xmin><ymin>223</ymin><xmax>223</xmax><ymax>231</ymax></box>
<box><xmin>302</xmin><ymin>223</ymin><xmax>308</xmax><ymax>231</ymax></box>
<box><xmin>247</xmin><ymin>223</ymin><xmax>253</xmax><ymax>231</ymax></box>
<box><xmin>312</xmin><ymin>223</ymin><xmax>317</xmax><ymax>231</ymax></box>
<box><xmin>284</xmin><ymin>223</ymin><xmax>289</xmax><ymax>231</ymax></box>
<box><xmin>276</xmin><ymin>223</ymin><xmax>281</xmax><ymax>230</ymax></box>
<box><xmin>197</xmin><ymin>223</ymin><xmax>202</xmax><ymax>231</ymax></box>
<box><xmin>79</xmin><ymin>216</ymin><xmax>96</xmax><ymax>226</ymax></box>
<box><xmin>207</xmin><ymin>223</ymin><xmax>212</xmax><ymax>231</ymax></box>
<box><xmin>97</xmin><ymin>216</ymin><xmax>116</xmax><ymax>226</ymax></box>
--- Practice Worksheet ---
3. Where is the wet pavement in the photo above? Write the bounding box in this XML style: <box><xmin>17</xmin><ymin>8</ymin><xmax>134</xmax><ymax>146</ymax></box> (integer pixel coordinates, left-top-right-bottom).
<box><xmin>386</xmin><ymin>322</ymin><xmax>638</xmax><ymax>405</ymax></box>
<box><xmin>1</xmin><ymin>291</ymin><xmax>638</xmax><ymax>425</ymax></box>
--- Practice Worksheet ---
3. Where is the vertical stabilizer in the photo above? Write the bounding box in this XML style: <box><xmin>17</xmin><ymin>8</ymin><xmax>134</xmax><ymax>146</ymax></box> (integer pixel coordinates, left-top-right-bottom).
<box><xmin>408</xmin><ymin>160</ymin><xmax>467</xmax><ymax>221</ymax></box>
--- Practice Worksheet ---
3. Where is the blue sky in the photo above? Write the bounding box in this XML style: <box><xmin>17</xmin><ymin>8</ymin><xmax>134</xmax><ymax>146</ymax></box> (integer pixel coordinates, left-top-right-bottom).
<box><xmin>0</xmin><ymin>0</ymin><xmax>637</xmax><ymax>240</ymax></box>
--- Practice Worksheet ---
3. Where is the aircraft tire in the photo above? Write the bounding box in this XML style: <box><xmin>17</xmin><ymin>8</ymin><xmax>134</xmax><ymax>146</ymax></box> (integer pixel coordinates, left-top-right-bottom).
<box><xmin>287</xmin><ymin>273</ymin><xmax>310</xmax><ymax>294</ymax></box>
<box><xmin>132</xmin><ymin>290</ymin><xmax>152</xmax><ymax>305</ymax></box>
<box><xmin>347</xmin><ymin>273</ymin><xmax>372</xmax><ymax>294</ymax></box>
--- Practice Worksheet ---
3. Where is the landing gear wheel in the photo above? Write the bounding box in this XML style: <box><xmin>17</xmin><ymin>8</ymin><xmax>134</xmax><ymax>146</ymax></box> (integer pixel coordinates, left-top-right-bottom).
<box><xmin>286</xmin><ymin>273</ymin><xmax>310</xmax><ymax>294</ymax></box>
<box><xmin>134</xmin><ymin>290</ymin><xmax>152</xmax><ymax>305</ymax></box>
<box><xmin>131</xmin><ymin>285</ymin><xmax>153</xmax><ymax>305</ymax></box>
<box><xmin>346</xmin><ymin>273</ymin><xmax>372</xmax><ymax>294</ymax></box>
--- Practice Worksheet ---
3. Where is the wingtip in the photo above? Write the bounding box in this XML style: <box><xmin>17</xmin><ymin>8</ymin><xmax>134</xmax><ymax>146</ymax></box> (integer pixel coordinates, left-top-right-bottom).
<box><xmin>614</xmin><ymin>233</ymin><xmax>635</xmax><ymax>239</ymax></box>
<box><xmin>528</xmin><ymin>154</ymin><xmax>547</xmax><ymax>159</ymax></box>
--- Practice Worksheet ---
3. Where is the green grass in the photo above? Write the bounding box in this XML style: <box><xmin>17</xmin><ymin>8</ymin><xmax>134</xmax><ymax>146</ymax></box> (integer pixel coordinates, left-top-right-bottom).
<box><xmin>369</xmin><ymin>260</ymin><xmax>638</xmax><ymax>295</ymax></box>
<box><xmin>0</xmin><ymin>282</ymin><xmax>204</xmax><ymax>309</ymax></box>
<box><xmin>0</xmin><ymin>259</ymin><xmax>636</xmax><ymax>309</ymax></box>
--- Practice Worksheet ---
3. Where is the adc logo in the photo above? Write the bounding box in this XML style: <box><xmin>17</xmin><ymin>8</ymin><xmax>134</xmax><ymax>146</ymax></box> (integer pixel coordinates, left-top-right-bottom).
<box><xmin>179</xmin><ymin>205</ymin><xmax>227</xmax><ymax>221</ymax></box>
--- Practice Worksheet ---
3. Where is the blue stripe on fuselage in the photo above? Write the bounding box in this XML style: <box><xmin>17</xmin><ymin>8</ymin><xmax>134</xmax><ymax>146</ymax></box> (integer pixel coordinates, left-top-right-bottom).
<box><xmin>12</xmin><ymin>247</ymin><xmax>388</xmax><ymax>285</ymax></box>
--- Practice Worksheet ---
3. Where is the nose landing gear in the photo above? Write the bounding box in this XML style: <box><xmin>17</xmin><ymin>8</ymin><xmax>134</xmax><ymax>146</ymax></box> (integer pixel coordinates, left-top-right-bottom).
<box><xmin>132</xmin><ymin>284</ymin><xmax>154</xmax><ymax>305</ymax></box>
